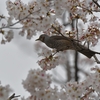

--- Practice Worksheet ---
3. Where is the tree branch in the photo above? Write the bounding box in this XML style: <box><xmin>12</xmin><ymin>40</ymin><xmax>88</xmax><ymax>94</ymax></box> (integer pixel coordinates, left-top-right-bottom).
<box><xmin>8</xmin><ymin>93</ymin><xmax>20</xmax><ymax>100</ymax></box>
<box><xmin>0</xmin><ymin>9</ymin><xmax>41</xmax><ymax>30</ymax></box>
<box><xmin>92</xmin><ymin>0</ymin><xmax>100</xmax><ymax>8</ymax></box>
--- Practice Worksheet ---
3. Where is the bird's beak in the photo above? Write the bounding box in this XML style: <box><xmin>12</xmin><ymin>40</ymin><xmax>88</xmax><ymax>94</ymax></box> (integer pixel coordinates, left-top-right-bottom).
<box><xmin>35</xmin><ymin>38</ymin><xmax>40</xmax><ymax>41</ymax></box>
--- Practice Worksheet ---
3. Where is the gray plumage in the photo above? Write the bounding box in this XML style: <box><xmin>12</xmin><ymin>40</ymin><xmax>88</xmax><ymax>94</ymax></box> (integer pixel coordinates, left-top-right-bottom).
<box><xmin>36</xmin><ymin>34</ymin><xmax>100</xmax><ymax>58</ymax></box>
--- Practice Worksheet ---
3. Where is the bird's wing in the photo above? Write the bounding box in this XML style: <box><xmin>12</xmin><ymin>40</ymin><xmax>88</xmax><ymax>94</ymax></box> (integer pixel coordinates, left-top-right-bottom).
<box><xmin>50</xmin><ymin>35</ymin><xmax>77</xmax><ymax>42</ymax></box>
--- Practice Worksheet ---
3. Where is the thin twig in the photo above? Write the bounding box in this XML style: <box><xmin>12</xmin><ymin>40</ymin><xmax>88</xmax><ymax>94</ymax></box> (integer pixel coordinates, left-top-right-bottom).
<box><xmin>0</xmin><ymin>9</ymin><xmax>41</xmax><ymax>30</ymax></box>
<box><xmin>79</xmin><ymin>6</ymin><xmax>93</xmax><ymax>14</ymax></box>
<box><xmin>92</xmin><ymin>0</ymin><xmax>100</xmax><ymax>8</ymax></box>
<box><xmin>80</xmin><ymin>88</ymin><xmax>94</xmax><ymax>100</ymax></box>
<box><xmin>93</xmin><ymin>55</ymin><xmax>100</xmax><ymax>64</ymax></box>
<box><xmin>0</xmin><ymin>14</ymin><xmax>31</xmax><ymax>29</ymax></box>
<box><xmin>52</xmin><ymin>24</ymin><xmax>80</xmax><ymax>42</ymax></box>
<box><xmin>76</xmin><ymin>18</ymin><xmax>79</xmax><ymax>41</ymax></box>
<box><xmin>51</xmin><ymin>24</ymin><xmax>65</xmax><ymax>37</ymax></box>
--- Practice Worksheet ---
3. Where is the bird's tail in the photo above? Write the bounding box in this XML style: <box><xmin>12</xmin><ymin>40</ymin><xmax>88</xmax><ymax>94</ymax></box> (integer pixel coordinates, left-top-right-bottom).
<box><xmin>95</xmin><ymin>51</ymin><xmax>100</xmax><ymax>55</ymax></box>
<box><xmin>78</xmin><ymin>49</ymin><xmax>100</xmax><ymax>58</ymax></box>
<box><xmin>73</xmin><ymin>42</ymin><xmax>100</xmax><ymax>58</ymax></box>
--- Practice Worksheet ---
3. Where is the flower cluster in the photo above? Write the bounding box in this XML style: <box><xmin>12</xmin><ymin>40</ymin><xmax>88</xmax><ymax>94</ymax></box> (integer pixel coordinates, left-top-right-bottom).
<box><xmin>22</xmin><ymin>69</ymin><xmax>62</xmax><ymax>100</ymax></box>
<box><xmin>0</xmin><ymin>30</ymin><xmax>14</xmax><ymax>44</ymax></box>
<box><xmin>80</xmin><ymin>21</ymin><xmax>100</xmax><ymax>46</ymax></box>
<box><xmin>38</xmin><ymin>56</ymin><xmax>59</xmax><ymax>70</ymax></box>
<box><xmin>64</xmin><ymin>66</ymin><xmax>100</xmax><ymax>100</ymax></box>
<box><xmin>0</xmin><ymin>83</ymin><xmax>12</xmax><ymax>100</ymax></box>
<box><xmin>21</xmin><ymin>67</ymin><xmax>100</xmax><ymax>100</ymax></box>
<box><xmin>0</xmin><ymin>0</ymin><xmax>100</xmax><ymax>46</ymax></box>
<box><xmin>5</xmin><ymin>0</ymin><xmax>55</xmax><ymax>38</ymax></box>
<box><xmin>22</xmin><ymin>69</ymin><xmax>52</xmax><ymax>95</ymax></box>
<box><xmin>22</xmin><ymin>68</ymin><xmax>67</xmax><ymax>100</ymax></box>
<box><xmin>21</xmin><ymin>86</ymin><xmax>59</xmax><ymax>100</ymax></box>
<box><xmin>36</xmin><ymin>47</ymin><xmax>59</xmax><ymax>70</ymax></box>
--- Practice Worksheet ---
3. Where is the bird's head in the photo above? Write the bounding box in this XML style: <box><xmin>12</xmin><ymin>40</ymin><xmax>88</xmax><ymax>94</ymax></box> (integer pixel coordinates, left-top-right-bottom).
<box><xmin>36</xmin><ymin>34</ymin><xmax>49</xmax><ymax>42</ymax></box>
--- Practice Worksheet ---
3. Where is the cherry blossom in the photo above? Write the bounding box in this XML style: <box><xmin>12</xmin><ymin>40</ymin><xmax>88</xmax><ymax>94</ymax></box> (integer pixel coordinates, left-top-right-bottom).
<box><xmin>22</xmin><ymin>69</ymin><xmax>52</xmax><ymax>94</ymax></box>
<box><xmin>0</xmin><ymin>83</ymin><xmax>12</xmax><ymax>100</ymax></box>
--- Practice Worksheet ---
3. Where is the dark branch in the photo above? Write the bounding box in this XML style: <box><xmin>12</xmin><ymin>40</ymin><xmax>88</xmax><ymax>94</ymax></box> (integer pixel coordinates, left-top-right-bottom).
<box><xmin>8</xmin><ymin>93</ymin><xmax>20</xmax><ymax>100</ymax></box>
<box><xmin>92</xmin><ymin>0</ymin><xmax>100</xmax><ymax>8</ymax></box>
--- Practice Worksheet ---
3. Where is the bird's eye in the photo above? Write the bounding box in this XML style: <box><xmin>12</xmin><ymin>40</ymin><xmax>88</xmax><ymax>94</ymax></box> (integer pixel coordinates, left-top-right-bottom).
<box><xmin>40</xmin><ymin>36</ymin><xmax>44</xmax><ymax>42</ymax></box>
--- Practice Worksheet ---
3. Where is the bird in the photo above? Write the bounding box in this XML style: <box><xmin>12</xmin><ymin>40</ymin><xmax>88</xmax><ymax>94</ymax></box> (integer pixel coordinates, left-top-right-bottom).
<box><xmin>36</xmin><ymin>34</ymin><xmax>100</xmax><ymax>59</ymax></box>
